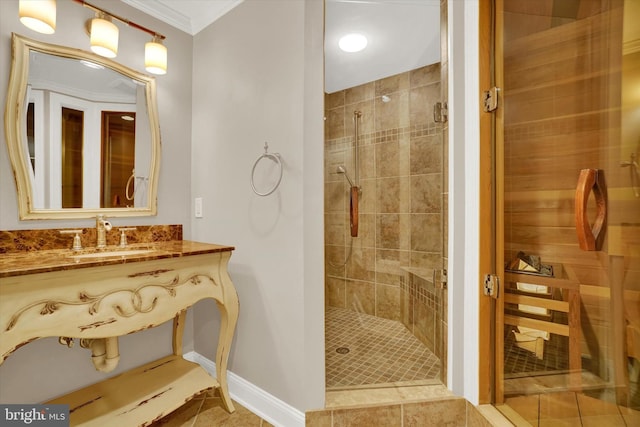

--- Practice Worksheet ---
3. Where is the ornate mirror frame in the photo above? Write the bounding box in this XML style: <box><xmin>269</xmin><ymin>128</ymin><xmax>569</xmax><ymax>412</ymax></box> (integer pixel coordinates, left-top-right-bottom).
<box><xmin>4</xmin><ymin>33</ymin><xmax>160</xmax><ymax>219</ymax></box>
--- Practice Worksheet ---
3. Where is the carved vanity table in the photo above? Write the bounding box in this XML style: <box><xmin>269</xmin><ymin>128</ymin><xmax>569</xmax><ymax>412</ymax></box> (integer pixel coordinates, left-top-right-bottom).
<box><xmin>0</xmin><ymin>235</ymin><xmax>238</xmax><ymax>426</ymax></box>
<box><xmin>1</xmin><ymin>31</ymin><xmax>237</xmax><ymax>426</ymax></box>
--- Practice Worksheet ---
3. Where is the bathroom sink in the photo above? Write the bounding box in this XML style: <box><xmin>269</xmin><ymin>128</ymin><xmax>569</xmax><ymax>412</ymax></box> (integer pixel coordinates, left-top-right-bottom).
<box><xmin>68</xmin><ymin>249</ymin><xmax>157</xmax><ymax>260</ymax></box>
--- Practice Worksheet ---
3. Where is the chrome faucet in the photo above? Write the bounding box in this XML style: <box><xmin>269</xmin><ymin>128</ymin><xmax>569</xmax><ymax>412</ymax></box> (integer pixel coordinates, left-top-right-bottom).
<box><xmin>95</xmin><ymin>215</ymin><xmax>113</xmax><ymax>248</ymax></box>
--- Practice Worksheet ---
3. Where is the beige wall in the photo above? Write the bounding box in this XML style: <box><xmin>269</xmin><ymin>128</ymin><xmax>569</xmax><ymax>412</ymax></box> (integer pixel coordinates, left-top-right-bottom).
<box><xmin>0</xmin><ymin>0</ymin><xmax>490</xmax><ymax>413</ymax></box>
<box><xmin>0</xmin><ymin>0</ymin><xmax>325</xmax><ymax>412</ymax></box>
<box><xmin>190</xmin><ymin>0</ymin><xmax>325</xmax><ymax>412</ymax></box>
<box><xmin>0</xmin><ymin>0</ymin><xmax>194</xmax><ymax>403</ymax></box>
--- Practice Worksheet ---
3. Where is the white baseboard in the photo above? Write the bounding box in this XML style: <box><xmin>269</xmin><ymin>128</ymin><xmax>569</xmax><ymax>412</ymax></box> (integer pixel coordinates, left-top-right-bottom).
<box><xmin>184</xmin><ymin>351</ymin><xmax>305</xmax><ymax>427</ymax></box>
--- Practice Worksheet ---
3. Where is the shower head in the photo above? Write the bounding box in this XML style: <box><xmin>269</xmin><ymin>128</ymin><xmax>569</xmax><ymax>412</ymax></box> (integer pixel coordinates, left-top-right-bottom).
<box><xmin>336</xmin><ymin>165</ymin><xmax>355</xmax><ymax>187</ymax></box>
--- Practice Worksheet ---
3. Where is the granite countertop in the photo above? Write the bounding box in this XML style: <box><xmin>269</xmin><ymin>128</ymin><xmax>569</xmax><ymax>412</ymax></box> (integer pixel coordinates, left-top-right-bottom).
<box><xmin>0</xmin><ymin>240</ymin><xmax>234</xmax><ymax>278</ymax></box>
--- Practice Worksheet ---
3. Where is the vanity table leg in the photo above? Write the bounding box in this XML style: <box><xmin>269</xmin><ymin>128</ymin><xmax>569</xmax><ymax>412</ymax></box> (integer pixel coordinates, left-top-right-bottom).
<box><xmin>215</xmin><ymin>293</ymin><xmax>239</xmax><ymax>413</ymax></box>
<box><xmin>172</xmin><ymin>310</ymin><xmax>187</xmax><ymax>356</ymax></box>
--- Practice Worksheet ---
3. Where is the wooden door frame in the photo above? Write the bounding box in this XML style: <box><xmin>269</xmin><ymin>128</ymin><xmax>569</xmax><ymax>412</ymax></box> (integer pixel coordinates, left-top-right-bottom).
<box><xmin>478</xmin><ymin>0</ymin><xmax>505</xmax><ymax>405</ymax></box>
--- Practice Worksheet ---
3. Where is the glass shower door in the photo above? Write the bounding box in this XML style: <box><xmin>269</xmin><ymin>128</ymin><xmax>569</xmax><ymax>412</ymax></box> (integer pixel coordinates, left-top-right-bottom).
<box><xmin>494</xmin><ymin>0</ymin><xmax>640</xmax><ymax>423</ymax></box>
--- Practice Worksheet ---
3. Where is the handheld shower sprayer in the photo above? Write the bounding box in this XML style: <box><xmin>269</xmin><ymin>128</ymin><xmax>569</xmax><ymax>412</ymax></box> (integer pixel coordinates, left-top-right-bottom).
<box><xmin>336</xmin><ymin>165</ymin><xmax>356</xmax><ymax>188</ymax></box>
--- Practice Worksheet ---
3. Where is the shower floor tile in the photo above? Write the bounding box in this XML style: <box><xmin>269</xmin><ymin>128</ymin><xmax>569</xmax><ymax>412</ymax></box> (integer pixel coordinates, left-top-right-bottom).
<box><xmin>325</xmin><ymin>306</ymin><xmax>440</xmax><ymax>389</ymax></box>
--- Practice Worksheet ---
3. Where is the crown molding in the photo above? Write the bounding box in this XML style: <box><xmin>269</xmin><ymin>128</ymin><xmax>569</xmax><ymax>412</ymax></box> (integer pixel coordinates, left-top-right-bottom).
<box><xmin>121</xmin><ymin>0</ymin><xmax>192</xmax><ymax>34</ymax></box>
<box><xmin>121</xmin><ymin>0</ymin><xmax>244</xmax><ymax>35</ymax></box>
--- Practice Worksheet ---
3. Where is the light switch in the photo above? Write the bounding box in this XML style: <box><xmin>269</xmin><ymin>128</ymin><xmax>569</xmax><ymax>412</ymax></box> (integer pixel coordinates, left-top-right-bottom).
<box><xmin>195</xmin><ymin>197</ymin><xmax>203</xmax><ymax>218</ymax></box>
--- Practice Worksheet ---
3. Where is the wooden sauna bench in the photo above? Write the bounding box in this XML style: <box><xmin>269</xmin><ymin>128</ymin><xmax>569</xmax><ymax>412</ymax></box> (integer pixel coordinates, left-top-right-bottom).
<box><xmin>504</xmin><ymin>263</ymin><xmax>582</xmax><ymax>387</ymax></box>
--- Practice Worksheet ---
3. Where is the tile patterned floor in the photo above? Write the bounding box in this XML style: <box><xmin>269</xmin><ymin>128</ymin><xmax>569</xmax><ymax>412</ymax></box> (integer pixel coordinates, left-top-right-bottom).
<box><xmin>150</xmin><ymin>389</ymin><xmax>272</xmax><ymax>427</ymax></box>
<box><xmin>503</xmin><ymin>324</ymin><xmax>640</xmax><ymax>411</ymax></box>
<box><xmin>325</xmin><ymin>306</ymin><xmax>441</xmax><ymax>389</ymax></box>
<box><xmin>501</xmin><ymin>391</ymin><xmax>640</xmax><ymax>426</ymax></box>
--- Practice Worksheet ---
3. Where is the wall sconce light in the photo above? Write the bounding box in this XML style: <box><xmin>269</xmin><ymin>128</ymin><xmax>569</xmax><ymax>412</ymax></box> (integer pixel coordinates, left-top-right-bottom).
<box><xmin>19</xmin><ymin>0</ymin><xmax>168</xmax><ymax>74</ymax></box>
<box><xmin>145</xmin><ymin>36</ymin><xmax>167</xmax><ymax>75</ymax></box>
<box><xmin>90</xmin><ymin>13</ymin><xmax>118</xmax><ymax>58</ymax></box>
<box><xmin>19</xmin><ymin>0</ymin><xmax>56</xmax><ymax>34</ymax></box>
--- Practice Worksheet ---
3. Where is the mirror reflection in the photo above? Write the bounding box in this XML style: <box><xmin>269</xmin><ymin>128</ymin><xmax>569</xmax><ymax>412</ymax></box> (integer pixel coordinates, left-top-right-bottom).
<box><xmin>27</xmin><ymin>50</ymin><xmax>147</xmax><ymax>209</ymax></box>
<box><xmin>5</xmin><ymin>33</ymin><xmax>159</xmax><ymax>219</ymax></box>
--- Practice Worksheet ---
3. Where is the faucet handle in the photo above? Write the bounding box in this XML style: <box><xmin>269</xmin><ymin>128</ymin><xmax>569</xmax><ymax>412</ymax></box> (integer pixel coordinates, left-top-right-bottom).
<box><xmin>59</xmin><ymin>229</ymin><xmax>84</xmax><ymax>251</ymax></box>
<box><xmin>117</xmin><ymin>227</ymin><xmax>137</xmax><ymax>248</ymax></box>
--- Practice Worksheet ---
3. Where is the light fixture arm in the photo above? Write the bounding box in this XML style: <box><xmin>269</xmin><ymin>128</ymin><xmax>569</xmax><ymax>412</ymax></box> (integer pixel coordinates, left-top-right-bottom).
<box><xmin>72</xmin><ymin>0</ymin><xmax>165</xmax><ymax>41</ymax></box>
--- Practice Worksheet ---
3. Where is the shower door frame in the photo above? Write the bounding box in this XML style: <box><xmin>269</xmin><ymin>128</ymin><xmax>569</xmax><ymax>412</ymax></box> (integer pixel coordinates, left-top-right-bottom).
<box><xmin>477</xmin><ymin>0</ymin><xmax>501</xmax><ymax>405</ymax></box>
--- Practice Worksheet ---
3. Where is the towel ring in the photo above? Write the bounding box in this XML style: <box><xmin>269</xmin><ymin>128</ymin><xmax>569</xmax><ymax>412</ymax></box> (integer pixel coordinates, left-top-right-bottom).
<box><xmin>125</xmin><ymin>169</ymin><xmax>136</xmax><ymax>201</ymax></box>
<box><xmin>251</xmin><ymin>142</ymin><xmax>283</xmax><ymax>196</ymax></box>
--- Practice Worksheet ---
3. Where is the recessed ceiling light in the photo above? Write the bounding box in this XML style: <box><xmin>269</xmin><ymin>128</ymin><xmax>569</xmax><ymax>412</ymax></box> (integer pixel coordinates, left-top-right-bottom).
<box><xmin>121</xmin><ymin>115</ymin><xmax>135</xmax><ymax>121</ymax></box>
<box><xmin>338</xmin><ymin>33</ymin><xmax>367</xmax><ymax>53</ymax></box>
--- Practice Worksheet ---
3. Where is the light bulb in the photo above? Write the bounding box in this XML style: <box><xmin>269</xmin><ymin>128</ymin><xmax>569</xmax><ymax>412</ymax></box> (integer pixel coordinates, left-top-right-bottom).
<box><xmin>90</xmin><ymin>16</ymin><xmax>118</xmax><ymax>58</ymax></box>
<box><xmin>145</xmin><ymin>39</ymin><xmax>167</xmax><ymax>75</ymax></box>
<box><xmin>19</xmin><ymin>0</ymin><xmax>56</xmax><ymax>34</ymax></box>
<box><xmin>338</xmin><ymin>33</ymin><xmax>367</xmax><ymax>53</ymax></box>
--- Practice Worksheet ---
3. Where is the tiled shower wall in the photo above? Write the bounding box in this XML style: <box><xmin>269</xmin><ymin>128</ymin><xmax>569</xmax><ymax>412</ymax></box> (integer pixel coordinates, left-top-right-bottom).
<box><xmin>324</xmin><ymin>63</ymin><xmax>445</xmax><ymax>361</ymax></box>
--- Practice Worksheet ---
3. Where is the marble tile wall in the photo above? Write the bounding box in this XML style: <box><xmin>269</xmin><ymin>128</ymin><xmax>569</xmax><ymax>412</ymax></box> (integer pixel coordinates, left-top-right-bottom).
<box><xmin>324</xmin><ymin>63</ymin><xmax>444</xmax><ymax>326</ymax></box>
<box><xmin>400</xmin><ymin>272</ymin><xmax>446</xmax><ymax>366</ymax></box>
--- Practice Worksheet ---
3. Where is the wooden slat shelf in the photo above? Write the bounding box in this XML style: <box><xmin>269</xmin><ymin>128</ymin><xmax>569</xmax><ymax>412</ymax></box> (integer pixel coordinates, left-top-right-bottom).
<box><xmin>46</xmin><ymin>355</ymin><xmax>217</xmax><ymax>427</ymax></box>
<box><xmin>504</xmin><ymin>293</ymin><xmax>570</xmax><ymax>313</ymax></box>
<box><xmin>504</xmin><ymin>314</ymin><xmax>570</xmax><ymax>337</ymax></box>
<box><xmin>503</xmin><ymin>264</ymin><xmax>582</xmax><ymax>388</ymax></box>
<box><xmin>505</xmin><ymin>271</ymin><xmax>580</xmax><ymax>291</ymax></box>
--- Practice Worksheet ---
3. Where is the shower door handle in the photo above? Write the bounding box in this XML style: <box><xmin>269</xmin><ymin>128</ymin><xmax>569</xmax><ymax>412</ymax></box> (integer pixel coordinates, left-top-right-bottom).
<box><xmin>350</xmin><ymin>186</ymin><xmax>359</xmax><ymax>237</ymax></box>
<box><xmin>575</xmin><ymin>168</ymin><xmax>607</xmax><ymax>251</ymax></box>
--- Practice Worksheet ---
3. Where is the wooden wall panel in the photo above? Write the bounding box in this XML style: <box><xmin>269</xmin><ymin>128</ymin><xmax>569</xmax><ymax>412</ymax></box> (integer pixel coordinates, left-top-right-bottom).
<box><xmin>503</xmin><ymin>6</ymin><xmax>623</xmax><ymax>275</ymax></box>
<box><xmin>502</xmin><ymin>4</ymin><xmax>622</xmax><ymax>376</ymax></box>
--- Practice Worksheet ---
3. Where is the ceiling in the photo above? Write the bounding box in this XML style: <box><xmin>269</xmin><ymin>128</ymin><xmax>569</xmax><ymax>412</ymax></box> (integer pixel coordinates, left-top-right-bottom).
<box><xmin>122</xmin><ymin>0</ymin><xmax>442</xmax><ymax>94</ymax></box>
<box><xmin>121</xmin><ymin>0</ymin><xmax>244</xmax><ymax>35</ymax></box>
<box><xmin>324</xmin><ymin>0</ymin><xmax>440</xmax><ymax>93</ymax></box>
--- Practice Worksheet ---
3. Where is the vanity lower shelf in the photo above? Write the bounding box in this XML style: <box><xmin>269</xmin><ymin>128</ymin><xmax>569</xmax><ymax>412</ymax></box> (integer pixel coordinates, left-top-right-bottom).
<box><xmin>46</xmin><ymin>355</ymin><xmax>216</xmax><ymax>426</ymax></box>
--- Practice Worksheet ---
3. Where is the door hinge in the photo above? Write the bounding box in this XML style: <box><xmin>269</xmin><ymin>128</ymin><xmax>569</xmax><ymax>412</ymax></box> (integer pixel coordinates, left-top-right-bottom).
<box><xmin>433</xmin><ymin>268</ymin><xmax>448</xmax><ymax>290</ymax></box>
<box><xmin>483</xmin><ymin>273</ymin><xmax>499</xmax><ymax>298</ymax></box>
<box><xmin>433</xmin><ymin>101</ymin><xmax>448</xmax><ymax>123</ymax></box>
<box><xmin>483</xmin><ymin>87</ymin><xmax>500</xmax><ymax>112</ymax></box>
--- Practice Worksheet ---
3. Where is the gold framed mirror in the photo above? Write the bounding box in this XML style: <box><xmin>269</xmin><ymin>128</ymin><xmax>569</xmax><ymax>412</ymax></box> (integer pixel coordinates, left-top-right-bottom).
<box><xmin>4</xmin><ymin>33</ymin><xmax>160</xmax><ymax>219</ymax></box>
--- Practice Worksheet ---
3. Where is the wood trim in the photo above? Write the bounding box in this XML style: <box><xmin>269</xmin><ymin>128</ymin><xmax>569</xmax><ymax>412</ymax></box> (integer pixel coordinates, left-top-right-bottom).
<box><xmin>505</xmin><ymin>272</ymin><xmax>581</xmax><ymax>291</ymax></box>
<box><xmin>478</xmin><ymin>0</ymin><xmax>494</xmax><ymax>405</ymax></box>
<box><xmin>504</xmin><ymin>294</ymin><xmax>570</xmax><ymax>313</ymax></box>
<box><xmin>494</xmin><ymin>0</ymin><xmax>507</xmax><ymax>403</ymax></box>
<box><xmin>504</xmin><ymin>315</ymin><xmax>570</xmax><ymax>336</ymax></box>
